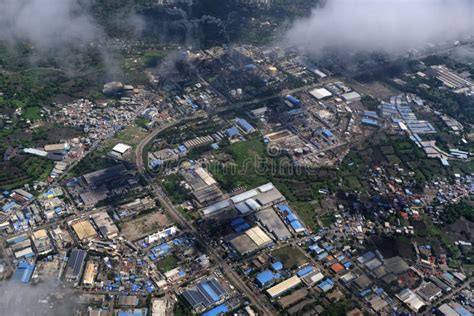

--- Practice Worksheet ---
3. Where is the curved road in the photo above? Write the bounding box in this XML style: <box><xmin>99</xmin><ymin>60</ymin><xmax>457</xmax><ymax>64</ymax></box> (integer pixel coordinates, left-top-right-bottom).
<box><xmin>135</xmin><ymin>117</ymin><xmax>274</xmax><ymax>316</ymax></box>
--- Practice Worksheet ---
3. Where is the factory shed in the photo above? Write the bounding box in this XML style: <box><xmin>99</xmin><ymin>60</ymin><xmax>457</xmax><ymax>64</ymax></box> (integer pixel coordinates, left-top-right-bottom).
<box><xmin>112</xmin><ymin>143</ymin><xmax>132</xmax><ymax>155</ymax></box>
<box><xmin>310</xmin><ymin>88</ymin><xmax>332</xmax><ymax>100</ymax></box>
<box><xmin>341</xmin><ymin>91</ymin><xmax>361</xmax><ymax>102</ymax></box>
<box><xmin>266</xmin><ymin>276</ymin><xmax>301</xmax><ymax>298</ymax></box>
<box><xmin>13</xmin><ymin>262</ymin><xmax>35</xmax><ymax>283</ymax></box>
<box><xmin>256</xmin><ymin>270</ymin><xmax>277</xmax><ymax>287</ymax></box>
<box><xmin>202</xmin><ymin>303</ymin><xmax>229</xmax><ymax>316</ymax></box>
<box><xmin>182</xmin><ymin>278</ymin><xmax>226</xmax><ymax>309</ymax></box>
<box><xmin>65</xmin><ymin>248</ymin><xmax>87</xmax><ymax>283</ymax></box>
<box><xmin>236</xmin><ymin>118</ymin><xmax>255</xmax><ymax>133</ymax></box>
<box><xmin>297</xmin><ymin>266</ymin><xmax>314</xmax><ymax>277</ymax></box>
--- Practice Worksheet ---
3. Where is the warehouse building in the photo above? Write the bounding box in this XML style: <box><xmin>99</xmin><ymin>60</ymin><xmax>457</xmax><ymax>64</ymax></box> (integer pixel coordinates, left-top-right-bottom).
<box><xmin>82</xmin><ymin>164</ymin><xmax>128</xmax><ymax>188</ymax></box>
<box><xmin>65</xmin><ymin>248</ymin><xmax>87</xmax><ymax>284</ymax></box>
<box><xmin>256</xmin><ymin>208</ymin><xmax>291</xmax><ymax>241</ymax></box>
<box><xmin>13</xmin><ymin>261</ymin><xmax>35</xmax><ymax>283</ymax></box>
<box><xmin>266</xmin><ymin>276</ymin><xmax>301</xmax><ymax>298</ymax></box>
<box><xmin>182</xmin><ymin>278</ymin><xmax>227</xmax><ymax>310</ymax></box>
<box><xmin>201</xmin><ymin>183</ymin><xmax>284</xmax><ymax>218</ymax></box>
<box><xmin>71</xmin><ymin>219</ymin><xmax>98</xmax><ymax>242</ymax></box>
<box><xmin>109</xmin><ymin>143</ymin><xmax>132</xmax><ymax>158</ymax></box>
<box><xmin>229</xmin><ymin>226</ymin><xmax>273</xmax><ymax>256</ymax></box>
<box><xmin>82</xmin><ymin>261</ymin><xmax>97</xmax><ymax>287</ymax></box>
<box><xmin>309</xmin><ymin>88</ymin><xmax>332</xmax><ymax>100</ymax></box>
<box><xmin>92</xmin><ymin>211</ymin><xmax>119</xmax><ymax>239</ymax></box>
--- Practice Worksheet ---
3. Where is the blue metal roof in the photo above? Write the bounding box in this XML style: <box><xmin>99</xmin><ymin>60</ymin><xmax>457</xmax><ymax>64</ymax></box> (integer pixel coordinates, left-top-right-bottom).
<box><xmin>361</xmin><ymin>117</ymin><xmax>379</xmax><ymax>126</ymax></box>
<box><xmin>286</xmin><ymin>95</ymin><xmax>301</xmax><ymax>106</ymax></box>
<box><xmin>297</xmin><ymin>266</ymin><xmax>314</xmax><ymax>277</ymax></box>
<box><xmin>236</xmin><ymin>118</ymin><xmax>254</xmax><ymax>133</ymax></box>
<box><xmin>226</xmin><ymin>127</ymin><xmax>240</xmax><ymax>137</ymax></box>
<box><xmin>256</xmin><ymin>270</ymin><xmax>275</xmax><ymax>286</ymax></box>
<box><xmin>202</xmin><ymin>303</ymin><xmax>229</xmax><ymax>316</ymax></box>
<box><xmin>322</xmin><ymin>129</ymin><xmax>333</xmax><ymax>138</ymax></box>
<box><xmin>13</xmin><ymin>262</ymin><xmax>34</xmax><ymax>283</ymax></box>
<box><xmin>271</xmin><ymin>261</ymin><xmax>283</xmax><ymax>271</ymax></box>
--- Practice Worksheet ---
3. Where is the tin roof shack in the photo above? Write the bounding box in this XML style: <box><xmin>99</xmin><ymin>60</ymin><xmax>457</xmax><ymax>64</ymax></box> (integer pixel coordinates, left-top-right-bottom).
<box><xmin>64</xmin><ymin>248</ymin><xmax>87</xmax><ymax>285</ymax></box>
<box><xmin>91</xmin><ymin>211</ymin><xmax>119</xmax><ymax>240</ymax></box>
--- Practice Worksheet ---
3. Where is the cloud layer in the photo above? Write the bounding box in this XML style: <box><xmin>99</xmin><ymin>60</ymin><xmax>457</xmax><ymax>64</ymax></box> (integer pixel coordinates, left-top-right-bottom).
<box><xmin>0</xmin><ymin>0</ymin><xmax>102</xmax><ymax>50</ymax></box>
<box><xmin>284</xmin><ymin>0</ymin><xmax>474</xmax><ymax>55</ymax></box>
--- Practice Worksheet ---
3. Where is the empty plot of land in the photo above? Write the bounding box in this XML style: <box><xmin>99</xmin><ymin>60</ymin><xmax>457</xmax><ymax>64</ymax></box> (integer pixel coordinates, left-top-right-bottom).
<box><xmin>121</xmin><ymin>211</ymin><xmax>170</xmax><ymax>241</ymax></box>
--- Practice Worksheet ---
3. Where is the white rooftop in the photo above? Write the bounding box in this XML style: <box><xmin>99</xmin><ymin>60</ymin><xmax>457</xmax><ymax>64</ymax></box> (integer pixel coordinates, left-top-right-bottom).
<box><xmin>310</xmin><ymin>88</ymin><xmax>332</xmax><ymax>100</ymax></box>
<box><xmin>112</xmin><ymin>143</ymin><xmax>132</xmax><ymax>154</ymax></box>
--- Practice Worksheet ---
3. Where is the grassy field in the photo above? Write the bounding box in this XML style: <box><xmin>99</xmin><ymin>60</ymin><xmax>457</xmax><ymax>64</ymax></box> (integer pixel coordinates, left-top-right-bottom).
<box><xmin>271</xmin><ymin>246</ymin><xmax>309</xmax><ymax>270</ymax></box>
<box><xmin>23</xmin><ymin>106</ymin><xmax>42</xmax><ymax>120</ymax></box>
<box><xmin>156</xmin><ymin>255</ymin><xmax>179</xmax><ymax>273</ymax></box>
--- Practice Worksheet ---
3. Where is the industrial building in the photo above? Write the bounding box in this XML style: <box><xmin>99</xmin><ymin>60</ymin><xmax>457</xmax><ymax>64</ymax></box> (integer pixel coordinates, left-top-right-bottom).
<box><xmin>182</xmin><ymin>167</ymin><xmax>223</xmax><ymax>205</ymax></box>
<box><xmin>71</xmin><ymin>219</ymin><xmax>98</xmax><ymax>242</ymax></box>
<box><xmin>13</xmin><ymin>261</ymin><xmax>35</xmax><ymax>283</ymax></box>
<box><xmin>309</xmin><ymin>88</ymin><xmax>332</xmax><ymax>100</ymax></box>
<box><xmin>32</xmin><ymin>229</ymin><xmax>54</xmax><ymax>255</ymax></box>
<box><xmin>181</xmin><ymin>278</ymin><xmax>227</xmax><ymax>310</ymax></box>
<box><xmin>201</xmin><ymin>183</ymin><xmax>285</xmax><ymax>218</ymax></box>
<box><xmin>229</xmin><ymin>226</ymin><xmax>273</xmax><ymax>256</ymax></box>
<box><xmin>92</xmin><ymin>211</ymin><xmax>119</xmax><ymax>239</ymax></box>
<box><xmin>236</xmin><ymin>117</ymin><xmax>255</xmax><ymax>133</ymax></box>
<box><xmin>256</xmin><ymin>208</ymin><xmax>292</xmax><ymax>241</ymax></box>
<box><xmin>82</xmin><ymin>164</ymin><xmax>129</xmax><ymax>188</ymax></box>
<box><xmin>266</xmin><ymin>275</ymin><xmax>301</xmax><ymax>298</ymax></box>
<box><xmin>82</xmin><ymin>261</ymin><xmax>97</xmax><ymax>287</ymax></box>
<box><xmin>110</xmin><ymin>143</ymin><xmax>132</xmax><ymax>158</ymax></box>
<box><xmin>396</xmin><ymin>288</ymin><xmax>425</xmax><ymax>313</ymax></box>
<box><xmin>341</xmin><ymin>91</ymin><xmax>361</xmax><ymax>103</ymax></box>
<box><xmin>64</xmin><ymin>248</ymin><xmax>87</xmax><ymax>284</ymax></box>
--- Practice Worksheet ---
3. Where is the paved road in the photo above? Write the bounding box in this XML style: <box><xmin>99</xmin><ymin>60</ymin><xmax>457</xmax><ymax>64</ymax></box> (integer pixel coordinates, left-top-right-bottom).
<box><xmin>135</xmin><ymin>119</ymin><xmax>274</xmax><ymax>316</ymax></box>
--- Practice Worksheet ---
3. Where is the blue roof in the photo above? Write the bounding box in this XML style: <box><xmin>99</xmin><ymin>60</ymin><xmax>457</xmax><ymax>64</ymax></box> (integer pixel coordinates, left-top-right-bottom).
<box><xmin>226</xmin><ymin>127</ymin><xmax>240</xmax><ymax>137</ymax></box>
<box><xmin>277</xmin><ymin>204</ymin><xmax>291</xmax><ymax>213</ymax></box>
<box><xmin>236</xmin><ymin>118</ymin><xmax>255</xmax><ymax>133</ymax></box>
<box><xmin>178</xmin><ymin>145</ymin><xmax>187</xmax><ymax>153</ymax></box>
<box><xmin>2</xmin><ymin>202</ymin><xmax>17</xmax><ymax>212</ymax></box>
<box><xmin>323</xmin><ymin>129</ymin><xmax>333</xmax><ymax>138</ymax></box>
<box><xmin>117</xmin><ymin>309</ymin><xmax>147</xmax><ymax>316</ymax></box>
<box><xmin>297</xmin><ymin>266</ymin><xmax>314</xmax><ymax>277</ymax></box>
<box><xmin>13</xmin><ymin>262</ymin><xmax>34</xmax><ymax>283</ymax></box>
<box><xmin>256</xmin><ymin>270</ymin><xmax>275</xmax><ymax>286</ymax></box>
<box><xmin>200</xmin><ymin>282</ymin><xmax>220</xmax><ymax>302</ymax></box>
<box><xmin>361</xmin><ymin>117</ymin><xmax>379</xmax><ymax>126</ymax></box>
<box><xmin>454</xmin><ymin>306</ymin><xmax>472</xmax><ymax>316</ymax></box>
<box><xmin>202</xmin><ymin>303</ymin><xmax>229</xmax><ymax>316</ymax></box>
<box><xmin>287</xmin><ymin>214</ymin><xmax>298</xmax><ymax>222</ymax></box>
<box><xmin>211</xmin><ymin>143</ymin><xmax>220</xmax><ymax>150</ymax></box>
<box><xmin>317</xmin><ymin>252</ymin><xmax>328</xmax><ymax>260</ymax></box>
<box><xmin>290</xmin><ymin>220</ymin><xmax>304</xmax><ymax>231</ymax></box>
<box><xmin>231</xmin><ymin>218</ymin><xmax>245</xmax><ymax>226</ymax></box>
<box><xmin>234</xmin><ymin>223</ymin><xmax>250</xmax><ymax>233</ymax></box>
<box><xmin>286</xmin><ymin>95</ymin><xmax>301</xmax><ymax>106</ymax></box>
<box><xmin>271</xmin><ymin>261</ymin><xmax>283</xmax><ymax>271</ymax></box>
